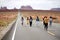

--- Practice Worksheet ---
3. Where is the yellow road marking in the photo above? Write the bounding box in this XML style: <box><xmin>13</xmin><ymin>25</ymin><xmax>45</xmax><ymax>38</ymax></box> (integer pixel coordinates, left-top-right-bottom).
<box><xmin>47</xmin><ymin>31</ymin><xmax>55</xmax><ymax>36</ymax></box>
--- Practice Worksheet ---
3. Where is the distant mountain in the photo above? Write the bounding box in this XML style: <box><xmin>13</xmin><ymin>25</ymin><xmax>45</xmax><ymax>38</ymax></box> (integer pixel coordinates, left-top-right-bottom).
<box><xmin>20</xmin><ymin>6</ymin><xmax>33</xmax><ymax>10</ymax></box>
<box><xmin>51</xmin><ymin>8</ymin><xmax>60</xmax><ymax>11</ymax></box>
<box><xmin>0</xmin><ymin>7</ymin><xmax>7</xmax><ymax>10</ymax></box>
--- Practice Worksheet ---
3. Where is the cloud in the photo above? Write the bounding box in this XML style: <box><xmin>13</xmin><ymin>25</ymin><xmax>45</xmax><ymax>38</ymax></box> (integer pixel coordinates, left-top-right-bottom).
<box><xmin>0</xmin><ymin>0</ymin><xmax>60</xmax><ymax>10</ymax></box>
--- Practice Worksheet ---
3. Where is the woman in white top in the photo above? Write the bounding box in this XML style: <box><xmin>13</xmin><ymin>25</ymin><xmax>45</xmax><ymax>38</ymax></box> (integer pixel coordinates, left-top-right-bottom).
<box><xmin>49</xmin><ymin>16</ymin><xmax>53</xmax><ymax>26</ymax></box>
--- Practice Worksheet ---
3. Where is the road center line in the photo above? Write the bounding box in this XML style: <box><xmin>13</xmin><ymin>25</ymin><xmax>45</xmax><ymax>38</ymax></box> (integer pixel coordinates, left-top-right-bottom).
<box><xmin>47</xmin><ymin>31</ymin><xmax>55</xmax><ymax>36</ymax></box>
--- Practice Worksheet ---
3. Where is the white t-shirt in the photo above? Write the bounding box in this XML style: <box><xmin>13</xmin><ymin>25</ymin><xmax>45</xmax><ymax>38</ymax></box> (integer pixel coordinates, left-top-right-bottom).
<box><xmin>49</xmin><ymin>18</ymin><xmax>52</xmax><ymax>21</ymax></box>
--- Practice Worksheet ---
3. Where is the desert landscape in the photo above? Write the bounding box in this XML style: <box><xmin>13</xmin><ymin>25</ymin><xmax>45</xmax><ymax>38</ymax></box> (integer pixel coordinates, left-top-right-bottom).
<box><xmin>0</xmin><ymin>10</ymin><xmax>60</xmax><ymax>39</ymax></box>
<box><xmin>0</xmin><ymin>0</ymin><xmax>60</xmax><ymax>40</ymax></box>
<box><xmin>0</xmin><ymin>11</ymin><xmax>18</xmax><ymax>36</ymax></box>
<box><xmin>20</xmin><ymin>10</ymin><xmax>60</xmax><ymax>23</ymax></box>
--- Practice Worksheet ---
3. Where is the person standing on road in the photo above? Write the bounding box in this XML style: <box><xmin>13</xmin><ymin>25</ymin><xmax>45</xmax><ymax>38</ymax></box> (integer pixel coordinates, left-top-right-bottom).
<box><xmin>29</xmin><ymin>16</ymin><xmax>33</xmax><ymax>27</ymax></box>
<box><xmin>43</xmin><ymin>16</ymin><xmax>45</xmax><ymax>26</ymax></box>
<box><xmin>43</xmin><ymin>16</ymin><xmax>48</xmax><ymax>31</ymax></box>
<box><xmin>49</xmin><ymin>16</ymin><xmax>53</xmax><ymax>26</ymax></box>
<box><xmin>21</xmin><ymin>17</ymin><xmax>24</xmax><ymax>25</ymax></box>
<box><xmin>26</xmin><ymin>17</ymin><xmax>29</xmax><ymax>24</ymax></box>
<box><xmin>36</xmin><ymin>16</ymin><xmax>40</xmax><ymax>27</ymax></box>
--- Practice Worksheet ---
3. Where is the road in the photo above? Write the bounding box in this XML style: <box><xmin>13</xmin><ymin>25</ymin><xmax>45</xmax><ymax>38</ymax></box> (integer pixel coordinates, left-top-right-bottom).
<box><xmin>14</xmin><ymin>12</ymin><xmax>60</xmax><ymax>40</ymax></box>
<box><xmin>2</xmin><ymin>12</ymin><xmax>60</xmax><ymax>40</ymax></box>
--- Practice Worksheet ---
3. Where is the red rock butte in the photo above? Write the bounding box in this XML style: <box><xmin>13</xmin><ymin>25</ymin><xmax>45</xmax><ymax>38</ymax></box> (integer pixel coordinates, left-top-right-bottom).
<box><xmin>20</xmin><ymin>6</ymin><xmax>33</xmax><ymax>10</ymax></box>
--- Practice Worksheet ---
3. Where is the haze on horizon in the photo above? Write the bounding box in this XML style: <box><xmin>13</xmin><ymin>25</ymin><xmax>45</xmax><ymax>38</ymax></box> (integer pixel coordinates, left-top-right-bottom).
<box><xmin>0</xmin><ymin>0</ymin><xmax>60</xmax><ymax>10</ymax></box>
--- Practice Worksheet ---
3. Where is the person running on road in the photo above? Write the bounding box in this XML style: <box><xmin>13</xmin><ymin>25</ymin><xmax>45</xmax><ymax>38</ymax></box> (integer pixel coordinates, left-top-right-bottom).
<box><xmin>36</xmin><ymin>16</ymin><xmax>40</xmax><ymax>26</ymax></box>
<box><xmin>29</xmin><ymin>16</ymin><xmax>33</xmax><ymax>27</ymax></box>
<box><xmin>49</xmin><ymin>16</ymin><xmax>53</xmax><ymax>26</ymax></box>
<box><xmin>21</xmin><ymin>17</ymin><xmax>24</xmax><ymax>25</ymax></box>
<box><xmin>43</xmin><ymin>16</ymin><xmax>48</xmax><ymax>31</ymax></box>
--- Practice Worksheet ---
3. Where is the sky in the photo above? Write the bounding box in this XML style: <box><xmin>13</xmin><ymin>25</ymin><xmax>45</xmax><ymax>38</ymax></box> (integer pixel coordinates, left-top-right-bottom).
<box><xmin>0</xmin><ymin>0</ymin><xmax>60</xmax><ymax>10</ymax></box>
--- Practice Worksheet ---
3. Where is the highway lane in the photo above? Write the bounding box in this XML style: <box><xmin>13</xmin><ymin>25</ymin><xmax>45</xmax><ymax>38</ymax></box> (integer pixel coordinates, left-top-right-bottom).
<box><xmin>14</xmin><ymin>12</ymin><xmax>60</xmax><ymax>40</ymax></box>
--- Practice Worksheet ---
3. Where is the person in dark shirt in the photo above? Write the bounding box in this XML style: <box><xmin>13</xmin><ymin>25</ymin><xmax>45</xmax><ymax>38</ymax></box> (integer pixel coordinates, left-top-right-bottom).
<box><xmin>29</xmin><ymin>16</ymin><xmax>33</xmax><ymax>27</ymax></box>
<box><xmin>21</xmin><ymin>17</ymin><xmax>24</xmax><ymax>25</ymax></box>
<box><xmin>36</xmin><ymin>16</ymin><xmax>40</xmax><ymax>21</ymax></box>
<box><xmin>36</xmin><ymin>16</ymin><xmax>40</xmax><ymax>27</ymax></box>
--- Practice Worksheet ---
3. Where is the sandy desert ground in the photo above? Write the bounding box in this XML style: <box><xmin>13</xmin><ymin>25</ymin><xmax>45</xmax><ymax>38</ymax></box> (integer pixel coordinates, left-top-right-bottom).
<box><xmin>0</xmin><ymin>11</ymin><xmax>18</xmax><ymax>32</ymax></box>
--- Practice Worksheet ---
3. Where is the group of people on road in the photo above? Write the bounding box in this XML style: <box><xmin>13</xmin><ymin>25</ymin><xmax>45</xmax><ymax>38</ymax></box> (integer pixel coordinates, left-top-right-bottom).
<box><xmin>21</xmin><ymin>16</ymin><xmax>53</xmax><ymax>31</ymax></box>
<box><xmin>21</xmin><ymin>16</ymin><xmax>40</xmax><ymax>27</ymax></box>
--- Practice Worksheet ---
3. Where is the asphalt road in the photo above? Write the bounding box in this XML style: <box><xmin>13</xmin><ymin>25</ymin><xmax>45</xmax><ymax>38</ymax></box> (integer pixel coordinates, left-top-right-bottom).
<box><xmin>2</xmin><ymin>12</ymin><xmax>60</xmax><ymax>40</ymax></box>
<box><xmin>14</xmin><ymin>12</ymin><xmax>60</xmax><ymax>40</ymax></box>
